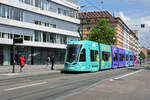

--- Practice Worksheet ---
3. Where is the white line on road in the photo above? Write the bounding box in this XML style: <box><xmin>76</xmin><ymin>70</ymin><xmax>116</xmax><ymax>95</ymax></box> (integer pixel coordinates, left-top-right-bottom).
<box><xmin>4</xmin><ymin>82</ymin><xmax>48</xmax><ymax>91</ymax></box>
<box><xmin>113</xmin><ymin>69</ymin><xmax>145</xmax><ymax>80</ymax></box>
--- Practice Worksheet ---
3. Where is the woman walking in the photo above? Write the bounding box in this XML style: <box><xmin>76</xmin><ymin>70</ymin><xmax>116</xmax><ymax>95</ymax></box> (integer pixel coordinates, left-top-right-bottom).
<box><xmin>19</xmin><ymin>55</ymin><xmax>25</xmax><ymax>73</ymax></box>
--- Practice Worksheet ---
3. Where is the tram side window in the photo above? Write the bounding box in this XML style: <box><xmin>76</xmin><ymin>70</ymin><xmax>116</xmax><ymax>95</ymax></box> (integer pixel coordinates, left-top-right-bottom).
<box><xmin>119</xmin><ymin>54</ymin><xmax>124</xmax><ymax>61</ymax></box>
<box><xmin>102</xmin><ymin>52</ymin><xmax>110</xmax><ymax>61</ymax></box>
<box><xmin>79</xmin><ymin>49</ymin><xmax>86</xmax><ymax>62</ymax></box>
<box><xmin>130</xmin><ymin>55</ymin><xmax>133</xmax><ymax>61</ymax></box>
<box><xmin>113</xmin><ymin>53</ymin><xmax>118</xmax><ymax>61</ymax></box>
<box><xmin>95</xmin><ymin>51</ymin><xmax>98</xmax><ymax>61</ymax></box>
<box><xmin>90</xmin><ymin>50</ymin><xmax>98</xmax><ymax>62</ymax></box>
<box><xmin>134</xmin><ymin>56</ymin><xmax>136</xmax><ymax>61</ymax></box>
<box><xmin>90</xmin><ymin>50</ymin><xmax>94</xmax><ymax>61</ymax></box>
<box><xmin>126</xmin><ymin>55</ymin><xmax>129</xmax><ymax>61</ymax></box>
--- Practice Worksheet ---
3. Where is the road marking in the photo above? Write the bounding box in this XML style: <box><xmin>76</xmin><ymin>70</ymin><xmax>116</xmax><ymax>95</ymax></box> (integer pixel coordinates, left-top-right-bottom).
<box><xmin>4</xmin><ymin>82</ymin><xmax>48</xmax><ymax>91</ymax></box>
<box><xmin>113</xmin><ymin>69</ymin><xmax>145</xmax><ymax>80</ymax></box>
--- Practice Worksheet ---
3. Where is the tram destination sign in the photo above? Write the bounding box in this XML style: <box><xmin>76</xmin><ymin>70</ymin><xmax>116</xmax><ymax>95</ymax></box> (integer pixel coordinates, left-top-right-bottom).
<box><xmin>13</xmin><ymin>37</ymin><xmax>23</xmax><ymax>44</ymax></box>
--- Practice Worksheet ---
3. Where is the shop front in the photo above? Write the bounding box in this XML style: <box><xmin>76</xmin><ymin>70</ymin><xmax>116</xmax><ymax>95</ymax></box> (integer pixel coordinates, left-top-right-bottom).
<box><xmin>0</xmin><ymin>45</ymin><xmax>65</xmax><ymax>66</ymax></box>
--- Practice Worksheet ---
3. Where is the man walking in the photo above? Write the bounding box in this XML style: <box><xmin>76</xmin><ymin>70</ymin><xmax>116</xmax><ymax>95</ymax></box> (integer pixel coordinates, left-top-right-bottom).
<box><xmin>50</xmin><ymin>55</ymin><xmax>55</xmax><ymax>70</ymax></box>
<box><xmin>19</xmin><ymin>55</ymin><xmax>25</xmax><ymax>73</ymax></box>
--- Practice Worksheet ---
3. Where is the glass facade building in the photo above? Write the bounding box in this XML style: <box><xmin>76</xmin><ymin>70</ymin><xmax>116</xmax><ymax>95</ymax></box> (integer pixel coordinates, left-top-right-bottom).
<box><xmin>0</xmin><ymin>0</ymin><xmax>80</xmax><ymax>66</ymax></box>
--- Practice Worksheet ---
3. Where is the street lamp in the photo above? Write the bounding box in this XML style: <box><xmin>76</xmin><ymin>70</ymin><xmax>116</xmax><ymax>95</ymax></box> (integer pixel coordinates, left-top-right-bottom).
<box><xmin>78</xmin><ymin>26</ymin><xmax>83</xmax><ymax>40</ymax></box>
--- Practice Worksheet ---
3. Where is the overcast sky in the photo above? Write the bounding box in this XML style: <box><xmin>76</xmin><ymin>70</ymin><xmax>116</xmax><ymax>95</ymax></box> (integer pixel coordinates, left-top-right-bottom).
<box><xmin>78</xmin><ymin>0</ymin><xmax>150</xmax><ymax>49</ymax></box>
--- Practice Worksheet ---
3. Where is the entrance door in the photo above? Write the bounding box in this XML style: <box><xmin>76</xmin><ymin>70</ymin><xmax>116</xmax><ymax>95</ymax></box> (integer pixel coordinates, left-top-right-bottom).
<box><xmin>3</xmin><ymin>46</ymin><xmax>10</xmax><ymax>65</ymax></box>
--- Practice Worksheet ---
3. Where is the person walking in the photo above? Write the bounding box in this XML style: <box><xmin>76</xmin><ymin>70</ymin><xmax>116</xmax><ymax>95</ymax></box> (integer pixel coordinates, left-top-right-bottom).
<box><xmin>19</xmin><ymin>55</ymin><xmax>25</xmax><ymax>73</ymax></box>
<box><xmin>140</xmin><ymin>58</ymin><xmax>142</xmax><ymax>66</ymax></box>
<box><xmin>47</xmin><ymin>57</ymin><xmax>51</xmax><ymax>66</ymax></box>
<box><xmin>50</xmin><ymin>55</ymin><xmax>55</xmax><ymax>70</ymax></box>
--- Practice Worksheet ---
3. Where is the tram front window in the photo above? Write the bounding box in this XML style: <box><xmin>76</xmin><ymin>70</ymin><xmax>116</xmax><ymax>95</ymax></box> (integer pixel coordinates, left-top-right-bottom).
<box><xmin>66</xmin><ymin>45</ymin><xmax>82</xmax><ymax>63</ymax></box>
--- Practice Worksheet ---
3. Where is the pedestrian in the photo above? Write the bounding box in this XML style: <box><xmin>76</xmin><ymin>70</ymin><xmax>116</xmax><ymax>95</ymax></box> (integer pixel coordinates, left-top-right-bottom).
<box><xmin>19</xmin><ymin>55</ymin><xmax>25</xmax><ymax>73</ymax></box>
<box><xmin>50</xmin><ymin>55</ymin><xmax>55</xmax><ymax>70</ymax></box>
<box><xmin>47</xmin><ymin>57</ymin><xmax>51</xmax><ymax>66</ymax></box>
<box><xmin>140</xmin><ymin>58</ymin><xmax>142</xmax><ymax>65</ymax></box>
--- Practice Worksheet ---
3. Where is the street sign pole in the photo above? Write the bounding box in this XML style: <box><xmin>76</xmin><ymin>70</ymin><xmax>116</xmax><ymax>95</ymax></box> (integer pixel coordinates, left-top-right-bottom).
<box><xmin>12</xmin><ymin>41</ymin><xmax>15</xmax><ymax>73</ymax></box>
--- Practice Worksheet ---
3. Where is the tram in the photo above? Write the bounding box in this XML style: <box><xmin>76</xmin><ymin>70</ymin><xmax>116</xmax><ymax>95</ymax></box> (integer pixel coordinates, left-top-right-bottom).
<box><xmin>64</xmin><ymin>40</ymin><xmax>135</xmax><ymax>72</ymax></box>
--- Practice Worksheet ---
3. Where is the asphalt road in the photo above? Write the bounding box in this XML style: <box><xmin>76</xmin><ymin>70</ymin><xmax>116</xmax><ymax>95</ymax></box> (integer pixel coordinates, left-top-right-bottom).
<box><xmin>0</xmin><ymin>67</ymin><xmax>142</xmax><ymax>100</ymax></box>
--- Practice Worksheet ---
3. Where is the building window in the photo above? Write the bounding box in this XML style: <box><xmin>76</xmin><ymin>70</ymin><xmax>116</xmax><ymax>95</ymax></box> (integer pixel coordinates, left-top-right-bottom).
<box><xmin>87</xmin><ymin>19</ymin><xmax>90</xmax><ymax>23</ymax></box>
<box><xmin>0</xmin><ymin>32</ymin><xmax>2</xmax><ymax>38</ymax></box>
<box><xmin>2</xmin><ymin>33</ymin><xmax>9</xmax><ymax>39</ymax></box>
<box><xmin>34</xmin><ymin>31</ymin><xmax>41</xmax><ymax>42</ymax></box>
<box><xmin>14</xmin><ymin>34</ymin><xmax>21</xmax><ymax>38</ymax></box>
<box><xmin>25</xmin><ymin>0</ymin><xmax>31</xmax><ymax>4</ymax></box>
<box><xmin>50</xmin><ymin>33</ymin><xmax>56</xmax><ymax>43</ymax></box>
<box><xmin>87</xmin><ymin>27</ymin><xmax>91</xmax><ymax>31</ymax></box>
<box><xmin>57</xmin><ymin>8</ymin><xmax>62</xmax><ymax>14</ymax></box>
<box><xmin>35</xmin><ymin>0</ymin><xmax>41</xmax><ymax>8</ymax></box>
<box><xmin>34</xmin><ymin>21</ymin><xmax>56</xmax><ymax>28</ymax></box>
<box><xmin>24</xmin><ymin>35</ymin><xmax>32</xmax><ymax>41</ymax></box>
<box><xmin>56</xmin><ymin>34</ymin><xmax>61</xmax><ymax>44</ymax></box>
<box><xmin>0</xmin><ymin>4</ymin><xmax>23</xmax><ymax>21</ymax></box>
<box><xmin>13</xmin><ymin>8</ymin><xmax>21</xmax><ymax>21</ymax></box>
<box><xmin>63</xmin><ymin>10</ymin><xmax>67</xmax><ymax>16</ymax></box>
<box><xmin>86</xmin><ymin>34</ymin><xmax>89</xmax><ymax>38</ymax></box>
<box><xmin>1</xmin><ymin>5</ymin><xmax>9</xmax><ymax>18</ymax></box>
<box><xmin>35</xmin><ymin>21</ymin><xmax>41</xmax><ymax>25</ymax></box>
<box><xmin>43</xmin><ymin>32</ymin><xmax>46</xmax><ymax>42</ymax></box>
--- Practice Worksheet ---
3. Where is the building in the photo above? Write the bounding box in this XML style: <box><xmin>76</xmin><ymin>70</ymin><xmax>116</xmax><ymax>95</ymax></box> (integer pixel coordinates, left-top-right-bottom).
<box><xmin>0</xmin><ymin>0</ymin><xmax>80</xmax><ymax>65</ymax></box>
<box><xmin>132</xmin><ymin>30</ymin><xmax>140</xmax><ymax>56</ymax></box>
<box><xmin>141</xmin><ymin>47</ymin><xmax>148</xmax><ymax>58</ymax></box>
<box><xmin>78</xmin><ymin>11</ymin><xmax>116</xmax><ymax>39</ymax></box>
<box><xmin>79</xmin><ymin>11</ymin><xmax>140</xmax><ymax>55</ymax></box>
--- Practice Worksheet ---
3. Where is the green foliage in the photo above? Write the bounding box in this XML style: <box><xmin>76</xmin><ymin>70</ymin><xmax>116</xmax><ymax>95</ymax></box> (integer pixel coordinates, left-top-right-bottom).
<box><xmin>147</xmin><ymin>56</ymin><xmax>150</xmax><ymax>59</ymax></box>
<box><xmin>139</xmin><ymin>51</ymin><xmax>146</xmax><ymax>59</ymax></box>
<box><xmin>87</xmin><ymin>18</ymin><xmax>117</xmax><ymax>45</ymax></box>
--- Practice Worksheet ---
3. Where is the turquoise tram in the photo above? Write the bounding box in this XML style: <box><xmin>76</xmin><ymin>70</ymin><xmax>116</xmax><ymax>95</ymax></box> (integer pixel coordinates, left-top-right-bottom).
<box><xmin>64</xmin><ymin>41</ymin><xmax>99</xmax><ymax>72</ymax></box>
<box><xmin>64</xmin><ymin>40</ymin><xmax>135</xmax><ymax>72</ymax></box>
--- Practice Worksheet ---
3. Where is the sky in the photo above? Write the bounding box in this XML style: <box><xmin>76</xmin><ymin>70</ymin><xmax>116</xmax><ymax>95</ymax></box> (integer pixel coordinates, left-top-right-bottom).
<box><xmin>78</xmin><ymin>0</ymin><xmax>150</xmax><ymax>49</ymax></box>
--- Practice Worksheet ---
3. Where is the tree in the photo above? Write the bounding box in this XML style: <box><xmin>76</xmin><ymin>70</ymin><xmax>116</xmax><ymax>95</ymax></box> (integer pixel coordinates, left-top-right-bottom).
<box><xmin>87</xmin><ymin>18</ymin><xmax>117</xmax><ymax>45</ymax></box>
<box><xmin>139</xmin><ymin>51</ymin><xmax>146</xmax><ymax>59</ymax></box>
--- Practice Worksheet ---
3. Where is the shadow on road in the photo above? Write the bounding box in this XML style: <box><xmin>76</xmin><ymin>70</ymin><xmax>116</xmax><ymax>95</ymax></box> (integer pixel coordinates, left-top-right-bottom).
<box><xmin>61</xmin><ymin>70</ymin><xmax>91</xmax><ymax>74</ymax></box>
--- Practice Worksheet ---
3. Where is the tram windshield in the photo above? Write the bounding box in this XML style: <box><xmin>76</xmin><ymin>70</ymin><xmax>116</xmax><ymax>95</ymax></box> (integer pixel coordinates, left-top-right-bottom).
<box><xmin>66</xmin><ymin>45</ymin><xmax>82</xmax><ymax>63</ymax></box>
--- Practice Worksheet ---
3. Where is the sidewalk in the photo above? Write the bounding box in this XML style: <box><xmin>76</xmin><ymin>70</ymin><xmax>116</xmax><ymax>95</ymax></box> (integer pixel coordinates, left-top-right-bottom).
<box><xmin>0</xmin><ymin>64</ymin><xmax>64</xmax><ymax>79</ymax></box>
<box><xmin>0</xmin><ymin>64</ymin><xmax>64</xmax><ymax>74</ymax></box>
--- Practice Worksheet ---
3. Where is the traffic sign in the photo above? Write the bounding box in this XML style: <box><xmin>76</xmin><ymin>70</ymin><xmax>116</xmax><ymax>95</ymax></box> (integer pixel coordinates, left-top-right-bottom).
<box><xmin>13</xmin><ymin>38</ymin><xmax>23</xmax><ymax>44</ymax></box>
